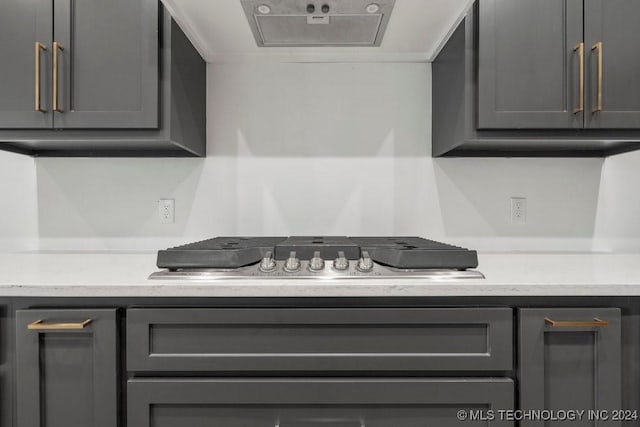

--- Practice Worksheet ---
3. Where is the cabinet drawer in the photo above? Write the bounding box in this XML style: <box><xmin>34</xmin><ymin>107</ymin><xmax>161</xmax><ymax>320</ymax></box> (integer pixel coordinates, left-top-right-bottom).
<box><xmin>128</xmin><ymin>378</ymin><xmax>514</xmax><ymax>426</ymax></box>
<box><xmin>127</xmin><ymin>307</ymin><xmax>512</xmax><ymax>372</ymax></box>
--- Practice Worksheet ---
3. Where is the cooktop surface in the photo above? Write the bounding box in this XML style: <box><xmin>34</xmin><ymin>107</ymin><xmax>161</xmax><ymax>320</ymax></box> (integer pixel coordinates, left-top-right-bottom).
<box><xmin>156</xmin><ymin>236</ymin><xmax>479</xmax><ymax>271</ymax></box>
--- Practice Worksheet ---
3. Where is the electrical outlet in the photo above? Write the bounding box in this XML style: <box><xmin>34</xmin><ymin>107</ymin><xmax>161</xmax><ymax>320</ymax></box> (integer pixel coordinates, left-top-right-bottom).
<box><xmin>158</xmin><ymin>199</ymin><xmax>175</xmax><ymax>224</ymax></box>
<box><xmin>510</xmin><ymin>197</ymin><xmax>527</xmax><ymax>224</ymax></box>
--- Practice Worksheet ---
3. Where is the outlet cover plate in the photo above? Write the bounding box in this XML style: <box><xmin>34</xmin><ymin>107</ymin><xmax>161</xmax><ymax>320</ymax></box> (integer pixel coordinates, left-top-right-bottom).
<box><xmin>510</xmin><ymin>197</ymin><xmax>527</xmax><ymax>224</ymax></box>
<box><xmin>159</xmin><ymin>199</ymin><xmax>175</xmax><ymax>224</ymax></box>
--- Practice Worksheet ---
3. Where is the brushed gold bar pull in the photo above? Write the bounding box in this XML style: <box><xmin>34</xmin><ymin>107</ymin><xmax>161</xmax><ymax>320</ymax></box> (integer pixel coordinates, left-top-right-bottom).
<box><xmin>34</xmin><ymin>42</ymin><xmax>47</xmax><ymax>112</ymax></box>
<box><xmin>52</xmin><ymin>42</ymin><xmax>64</xmax><ymax>113</ymax></box>
<box><xmin>28</xmin><ymin>319</ymin><xmax>92</xmax><ymax>330</ymax></box>
<box><xmin>573</xmin><ymin>43</ymin><xmax>584</xmax><ymax>114</ymax></box>
<box><xmin>544</xmin><ymin>317</ymin><xmax>609</xmax><ymax>328</ymax></box>
<box><xmin>592</xmin><ymin>42</ymin><xmax>603</xmax><ymax>113</ymax></box>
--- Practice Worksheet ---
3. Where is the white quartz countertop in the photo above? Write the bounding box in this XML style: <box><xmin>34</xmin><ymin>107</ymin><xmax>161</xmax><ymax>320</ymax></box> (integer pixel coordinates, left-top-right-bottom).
<box><xmin>1</xmin><ymin>251</ymin><xmax>640</xmax><ymax>297</ymax></box>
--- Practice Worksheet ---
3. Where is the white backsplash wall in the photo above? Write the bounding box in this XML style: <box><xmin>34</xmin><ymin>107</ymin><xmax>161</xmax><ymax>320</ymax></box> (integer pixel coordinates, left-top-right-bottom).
<box><xmin>594</xmin><ymin>149</ymin><xmax>640</xmax><ymax>252</ymax></box>
<box><xmin>0</xmin><ymin>151</ymin><xmax>37</xmax><ymax>250</ymax></box>
<box><xmin>33</xmin><ymin>62</ymin><xmax>607</xmax><ymax>251</ymax></box>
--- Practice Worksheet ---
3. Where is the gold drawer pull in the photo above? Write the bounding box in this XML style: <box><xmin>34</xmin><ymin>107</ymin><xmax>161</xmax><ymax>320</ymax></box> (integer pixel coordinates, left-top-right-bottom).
<box><xmin>544</xmin><ymin>317</ymin><xmax>608</xmax><ymax>328</ymax></box>
<box><xmin>28</xmin><ymin>319</ymin><xmax>92</xmax><ymax>330</ymax></box>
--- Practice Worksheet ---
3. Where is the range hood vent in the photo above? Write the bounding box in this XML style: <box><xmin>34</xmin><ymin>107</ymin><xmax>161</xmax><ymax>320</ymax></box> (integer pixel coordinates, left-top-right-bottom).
<box><xmin>240</xmin><ymin>0</ymin><xmax>396</xmax><ymax>47</ymax></box>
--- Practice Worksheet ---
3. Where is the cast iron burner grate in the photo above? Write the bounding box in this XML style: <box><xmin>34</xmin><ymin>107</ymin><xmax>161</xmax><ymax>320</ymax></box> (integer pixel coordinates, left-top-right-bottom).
<box><xmin>156</xmin><ymin>236</ymin><xmax>479</xmax><ymax>271</ymax></box>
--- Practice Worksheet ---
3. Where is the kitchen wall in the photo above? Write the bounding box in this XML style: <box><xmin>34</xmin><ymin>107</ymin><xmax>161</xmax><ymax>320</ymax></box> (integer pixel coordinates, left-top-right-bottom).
<box><xmin>594</xmin><ymin>149</ymin><xmax>640</xmax><ymax>252</ymax></box>
<box><xmin>30</xmin><ymin>62</ymin><xmax>612</xmax><ymax>252</ymax></box>
<box><xmin>0</xmin><ymin>151</ymin><xmax>37</xmax><ymax>250</ymax></box>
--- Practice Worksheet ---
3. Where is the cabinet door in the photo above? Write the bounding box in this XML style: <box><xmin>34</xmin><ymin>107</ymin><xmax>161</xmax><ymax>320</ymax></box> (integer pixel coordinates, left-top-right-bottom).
<box><xmin>585</xmin><ymin>0</ymin><xmax>640</xmax><ymax>128</ymax></box>
<box><xmin>0</xmin><ymin>303</ymin><xmax>10</xmax><ymax>427</ymax></box>
<box><xmin>0</xmin><ymin>0</ymin><xmax>52</xmax><ymax>128</ymax></box>
<box><xmin>478</xmin><ymin>0</ymin><xmax>584</xmax><ymax>129</ymax></box>
<box><xmin>15</xmin><ymin>309</ymin><xmax>118</xmax><ymax>427</ymax></box>
<box><xmin>519</xmin><ymin>308</ymin><xmax>621</xmax><ymax>426</ymax></box>
<box><xmin>129</xmin><ymin>378</ymin><xmax>514</xmax><ymax>426</ymax></box>
<box><xmin>51</xmin><ymin>0</ymin><xmax>158</xmax><ymax>128</ymax></box>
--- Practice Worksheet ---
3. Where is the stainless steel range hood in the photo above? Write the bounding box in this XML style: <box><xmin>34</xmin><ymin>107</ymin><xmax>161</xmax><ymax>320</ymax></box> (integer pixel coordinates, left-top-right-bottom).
<box><xmin>240</xmin><ymin>0</ymin><xmax>396</xmax><ymax>47</ymax></box>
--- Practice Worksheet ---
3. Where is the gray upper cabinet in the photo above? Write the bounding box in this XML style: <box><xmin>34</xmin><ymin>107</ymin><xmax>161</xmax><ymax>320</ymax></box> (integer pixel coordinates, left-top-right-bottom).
<box><xmin>0</xmin><ymin>2</ymin><xmax>205</xmax><ymax>157</ymax></box>
<box><xmin>478</xmin><ymin>0</ymin><xmax>584</xmax><ymax>129</ymax></box>
<box><xmin>0</xmin><ymin>0</ymin><xmax>52</xmax><ymax>128</ymax></box>
<box><xmin>15</xmin><ymin>309</ymin><xmax>118</xmax><ymax>427</ymax></box>
<box><xmin>585</xmin><ymin>0</ymin><xmax>640</xmax><ymax>129</ymax></box>
<box><xmin>52</xmin><ymin>0</ymin><xmax>158</xmax><ymax>128</ymax></box>
<box><xmin>519</xmin><ymin>308</ymin><xmax>621</xmax><ymax>426</ymax></box>
<box><xmin>478</xmin><ymin>0</ymin><xmax>640</xmax><ymax>131</ymax></box>
<box><xmin>0</xmin><ymin>0</ymin><xmax>157</xmax><ymax>130</ymax></box>
<box><xmin>433</xmin><ymin>0</ymin><xmax>640</xmax><ymax>156</ymax></box>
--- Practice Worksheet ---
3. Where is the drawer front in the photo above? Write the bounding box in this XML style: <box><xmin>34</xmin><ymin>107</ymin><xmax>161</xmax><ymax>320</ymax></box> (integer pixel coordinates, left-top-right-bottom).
<box><xmin>127</xmin><ymin>307</ymin><xmax>512</xmax><ymax>372</ymax></box>
<box><xmin>128</xmin><ymin>378</ymin><xmax>514</xmax><ymax>427</ymax></box>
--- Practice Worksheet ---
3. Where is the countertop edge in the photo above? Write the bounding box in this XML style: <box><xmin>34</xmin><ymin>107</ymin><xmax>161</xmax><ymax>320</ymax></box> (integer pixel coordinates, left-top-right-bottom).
<box><xmin>3</xmin><ymin>283</ymin><xmax>640</xmax><ymax>298</ymax></box>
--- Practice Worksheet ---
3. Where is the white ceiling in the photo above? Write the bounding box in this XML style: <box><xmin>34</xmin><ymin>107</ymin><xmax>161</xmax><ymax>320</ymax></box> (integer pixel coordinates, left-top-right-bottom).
<box><xmin>161</xmin><ymin>0</ymin><xmax>472</xmax><ymax>63</ymax></box>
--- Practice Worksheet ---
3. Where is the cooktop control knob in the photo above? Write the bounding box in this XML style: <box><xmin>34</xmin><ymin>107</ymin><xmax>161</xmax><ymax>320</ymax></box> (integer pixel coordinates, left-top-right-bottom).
<box><xmin>259</xmin><ymin>251</ymin><xmax>277</xmax><ymax>273</ymax></box>
<box><xmin>308</xmin><ymin>251</ymin><xmax>325</xmax><ymax>272</ymax></box>
<box><xmin>284</xmin><ymin>251</ymin><xmax>301</xmax><ymax>272</ymax></box>
<box><xmin>357</xmin><ymin>251</ymin><xmax>374</xmax><ymax>272</ymax></box>
<box><xmin>333</xmin><ymin>251</ymin><xmax>349</xmax><ymax>271</ymax></box>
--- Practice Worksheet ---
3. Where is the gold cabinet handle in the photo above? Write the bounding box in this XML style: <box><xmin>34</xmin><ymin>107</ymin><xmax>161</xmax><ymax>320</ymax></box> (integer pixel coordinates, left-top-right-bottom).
<box><xmin>53</xmin><ymin>42</ymin><xmax>64</xmax><ymax>113</ymax></box>
<box><xmin>544</xmin><ymin>317</ymin><xmax>608</xmax><ymax>328</ymax></box>
<box><xmin>592</xmin><ymin>42</ymin><xmax>603</xmax><ymax>113</ymax></box>
<box><xmin>34</xmin><ymin>42</ymin><xmax>47</xmax><ymax>112</ymax></box>
<box><xmin>573</xmin><ymin>43</ymin><xmax>584</xmax><ymax>114</ymax></box>
<box><xmin>28</xmin><ymin>319</ymin><xmax>92</xmax><ymax>330</ymax></box>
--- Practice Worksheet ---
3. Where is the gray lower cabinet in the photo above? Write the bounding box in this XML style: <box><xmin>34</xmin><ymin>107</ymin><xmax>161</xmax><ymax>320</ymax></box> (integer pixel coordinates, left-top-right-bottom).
<box><xmin>519</xmin><ymin>308</ymin><xmax>621</xmax><ymax>426</ymax></box>
<box><xmin>478</xmin><ymin>0</ymin><xmax>584</xmax><ymax>129</ymax></box>
<box><xmin>126</xmin><ymin>308</ymin><xmax>515</xmax><ymax>425</ymax></box>
<box><xmin>584</xmin><ymin>0</ymin><xmax>640</xmax><ymax>129</ymax></box>
<box><xmin>15</xmin><ymin>309</ymin><xmax>118</xmax><ymax>427</ymax></box>
<box><xmin>128</xmin><ymin>378</ymin><xmax>515</xmax><ymax>426</ymax></box>
<box><xmin>127</xmin><ymin>307</ymin><xmax>513</xmax><ymax>372</ymax></box>
<box><xmin>5</xmin><ymin>302</ymin><xmax>629</xmax><ymax>427</ymax></box>
<box><xmin>0</xmin><ymin>302</ymin><xmax>10</xmax><ymax>427</ymax></box>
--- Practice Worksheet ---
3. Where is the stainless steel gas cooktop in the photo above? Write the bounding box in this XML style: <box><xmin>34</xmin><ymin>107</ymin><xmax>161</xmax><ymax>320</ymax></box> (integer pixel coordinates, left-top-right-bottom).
<box><xmin>149</xmin><ymin>236</ymin><xmax>484</xmax><ymax>280</ymax></box>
